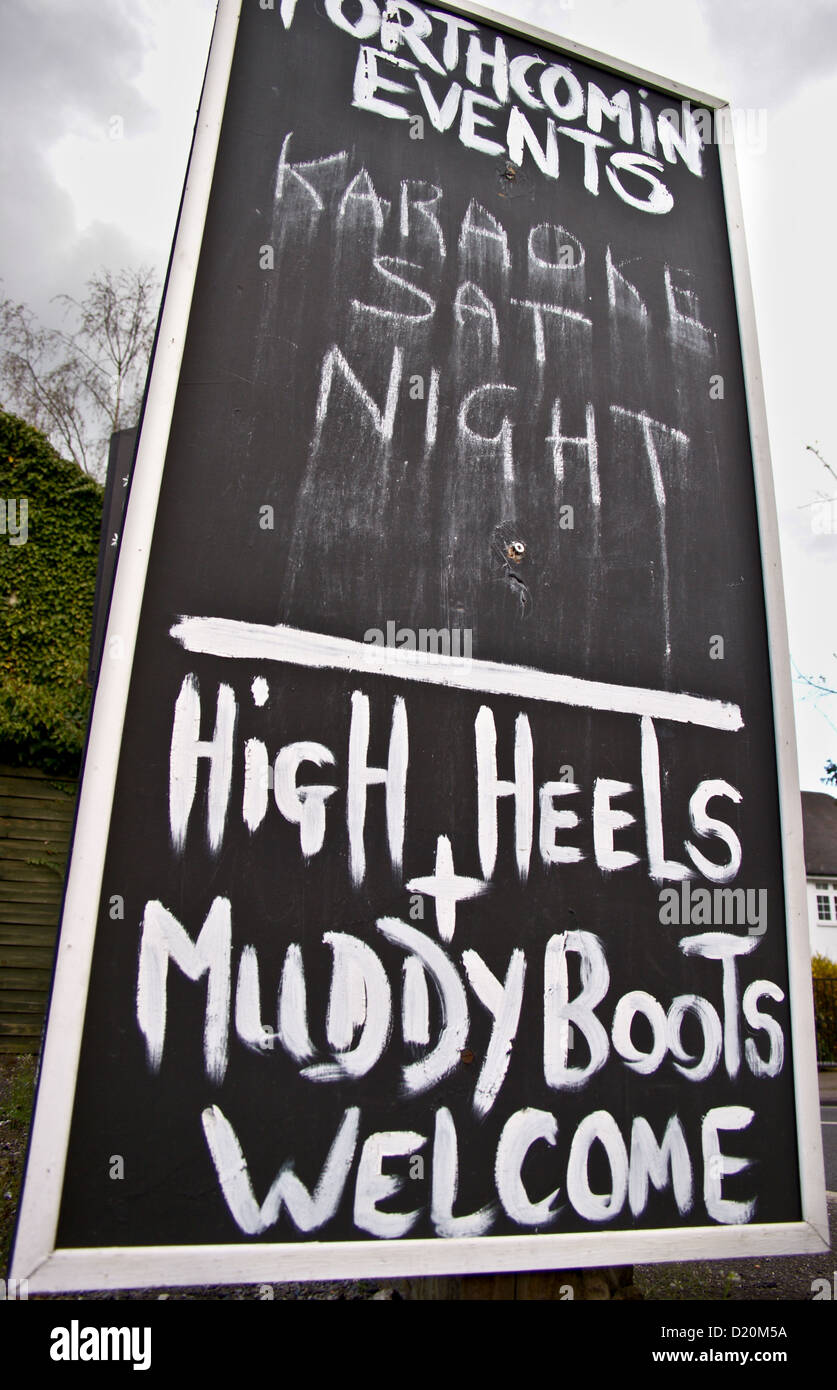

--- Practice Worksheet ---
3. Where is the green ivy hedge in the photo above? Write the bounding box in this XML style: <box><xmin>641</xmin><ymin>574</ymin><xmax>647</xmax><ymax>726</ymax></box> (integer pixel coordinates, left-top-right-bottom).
<box><xmin>0</xmin><ymin>411</ymin><xmax>103</xmax><ymax>773</ymax></box>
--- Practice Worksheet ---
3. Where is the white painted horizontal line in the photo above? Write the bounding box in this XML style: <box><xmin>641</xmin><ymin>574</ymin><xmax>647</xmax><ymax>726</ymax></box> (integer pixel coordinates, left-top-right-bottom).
<box><xmin>170</xmin><ymin>617</ymin><xmax>744</xmax><ymax>732</ymax></box>
<box><xmin>17</xmin><ymin>1217</ymin><xmax>829</xmax><ymax>1292</ymax></box>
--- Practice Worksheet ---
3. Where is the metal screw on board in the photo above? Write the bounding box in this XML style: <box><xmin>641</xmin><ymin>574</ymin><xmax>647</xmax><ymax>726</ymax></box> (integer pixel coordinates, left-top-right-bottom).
<box><xmin>496</xmin><ymin>159</ymin><xmax>527</xmax><ymax>200</ymax></box>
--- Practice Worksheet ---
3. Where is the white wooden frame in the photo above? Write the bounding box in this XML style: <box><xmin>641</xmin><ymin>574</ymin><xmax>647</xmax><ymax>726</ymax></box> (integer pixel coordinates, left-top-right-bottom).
<box><xmin>11</xmin><ymin>0</ymin><xmax>828</xmax><ymax>1292</ymax></box>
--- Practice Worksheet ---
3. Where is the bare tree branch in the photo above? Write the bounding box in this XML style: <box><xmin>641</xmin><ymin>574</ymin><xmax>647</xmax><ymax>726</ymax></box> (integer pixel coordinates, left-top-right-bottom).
<box><xmin>806</xmin><ymin>442</ymin><xmax>837</xmax><ymax>486</ymax></box>
<box><xmin>0</xmin><ymin>267</ymin><xmax>159</xmax><ymax>480</ymax></box>
<box><xmin>795</xmin><ymin>667</ymin><xmax>837</xmax><ymax>702</ymax></box>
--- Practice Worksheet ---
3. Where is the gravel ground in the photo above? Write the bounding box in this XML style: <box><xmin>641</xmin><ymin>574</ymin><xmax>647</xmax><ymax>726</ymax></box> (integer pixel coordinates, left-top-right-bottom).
<box><xmin>28</xmin><ymin>1281</ymin><xmax>397</xmax><ymax>1301</ymax></box>
<box><xmin>633</xmin><ymin>1193</ymin><xmax>837</xmax><ymax>1301</ymax></box>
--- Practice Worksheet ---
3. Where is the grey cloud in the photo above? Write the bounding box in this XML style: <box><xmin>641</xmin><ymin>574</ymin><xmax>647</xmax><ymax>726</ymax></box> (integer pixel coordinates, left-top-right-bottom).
<box><xmin>0</xmin><ymin>0</ymin><xmax>154</xmax><ymax>314</ymax></box>
<box><xmin>696</xmin><ymin>0</ymin><xmax>837</xmax><ymax>107</ymax></box>
<box><xmin>1</xmin><ymin>0</ymin><xmax>153</xmax><ymax>141</ymax></box>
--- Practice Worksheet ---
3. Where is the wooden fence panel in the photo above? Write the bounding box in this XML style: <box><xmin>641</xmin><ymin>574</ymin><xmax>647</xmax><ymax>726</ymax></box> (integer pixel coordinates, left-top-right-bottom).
<box><xmin>0</xmin><ymin>766</ymin><xmax>76</xmax><ymax>1053</ymax></box>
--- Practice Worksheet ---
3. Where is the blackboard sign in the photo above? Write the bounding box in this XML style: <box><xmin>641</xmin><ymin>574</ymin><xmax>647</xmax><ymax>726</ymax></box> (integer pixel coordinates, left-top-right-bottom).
<box><xmin>12</xmin><ymin>0</ymin><xmax>827</xmax><ymax>1290</ymax></box>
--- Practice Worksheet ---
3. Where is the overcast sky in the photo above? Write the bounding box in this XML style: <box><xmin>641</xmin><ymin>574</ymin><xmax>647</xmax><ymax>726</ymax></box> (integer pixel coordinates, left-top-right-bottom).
<box><xmin>1</xmin><ymin>0</ymin><xmax>835</xmax><ymax>791</ymax></box>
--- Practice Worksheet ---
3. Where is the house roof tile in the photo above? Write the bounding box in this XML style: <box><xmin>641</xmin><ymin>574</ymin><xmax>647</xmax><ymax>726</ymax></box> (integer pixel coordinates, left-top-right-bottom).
<box><xmin>801</xmin><ymin>790</ymin><xmax>837</xmax><ymax>877</ymax></box>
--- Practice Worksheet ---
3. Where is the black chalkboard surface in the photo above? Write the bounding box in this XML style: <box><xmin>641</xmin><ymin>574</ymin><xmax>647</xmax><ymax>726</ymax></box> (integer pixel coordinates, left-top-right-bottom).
<box><xmin>12</xmin><ymin>0</ymin><xmax>827</xmax><ymax>1289</ymax></box>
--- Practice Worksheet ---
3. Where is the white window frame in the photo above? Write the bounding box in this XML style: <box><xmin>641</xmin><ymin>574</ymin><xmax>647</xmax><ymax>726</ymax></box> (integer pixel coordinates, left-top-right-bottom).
<box><xmin>815</xmin><ymin>882</ymin><xmax>837</xmax><ymax>924</ymax></box>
